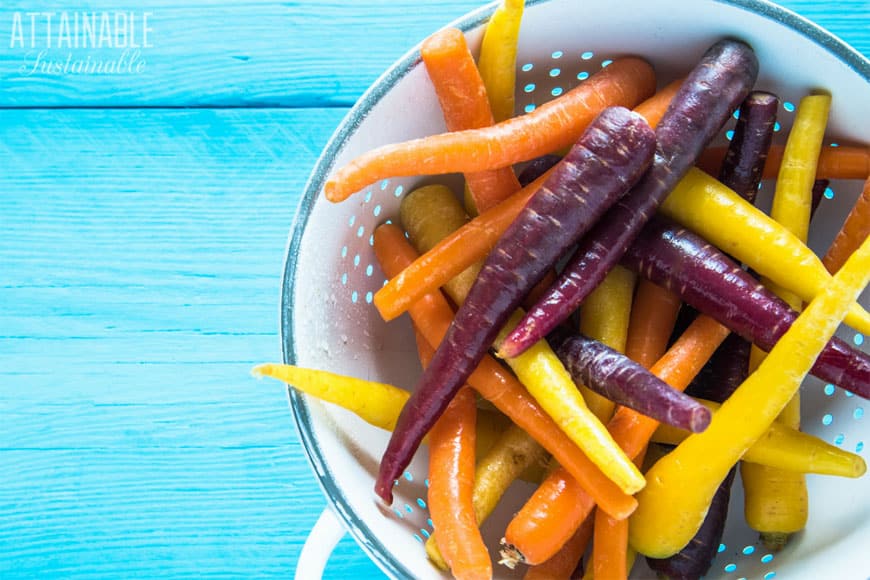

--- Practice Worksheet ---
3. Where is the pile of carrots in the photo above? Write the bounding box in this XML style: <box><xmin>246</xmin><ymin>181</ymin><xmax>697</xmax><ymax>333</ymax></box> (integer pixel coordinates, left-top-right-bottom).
<box><xmin>256</xmin><ymin>1</ymin><xmax>870</xmax><ymax>578</ymax></box>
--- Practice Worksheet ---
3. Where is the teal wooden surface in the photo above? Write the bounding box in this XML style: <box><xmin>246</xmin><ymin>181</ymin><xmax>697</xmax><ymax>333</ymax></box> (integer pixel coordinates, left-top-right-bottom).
<box><xmin>0</xmin><ymin>1</ymin><xmax>867</xmax><ymax>579</ymax></box>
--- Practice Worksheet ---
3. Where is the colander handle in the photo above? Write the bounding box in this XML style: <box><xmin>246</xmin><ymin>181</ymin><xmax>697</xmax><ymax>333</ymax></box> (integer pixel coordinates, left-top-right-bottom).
<box><xmin>295</xmin><ymin>507</ymin><xmax>346</xmax><ymax>579</ymax></box>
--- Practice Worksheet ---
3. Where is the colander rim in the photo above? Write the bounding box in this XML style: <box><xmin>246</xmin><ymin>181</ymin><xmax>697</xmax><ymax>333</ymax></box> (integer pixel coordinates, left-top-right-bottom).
<box><xmin>280</xmin><ymin>1</ymin><xmax>870</xmax><ymax>578</ymax></box>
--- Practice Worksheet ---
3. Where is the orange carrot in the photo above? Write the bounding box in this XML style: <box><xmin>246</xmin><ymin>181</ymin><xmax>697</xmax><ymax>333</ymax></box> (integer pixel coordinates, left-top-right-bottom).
<box><xmin>428</xmin><ymin>386</ymin><xmax>491</xmax><ymax>580</ymax></box>
<box><xmin>372</xmin><ymin>224</ymin><xmax>637</xmax><ymax>519</ymax></box>
<box><xmin>697</xmin><ymin>144</ymin><xmax>870</xmax><ymax>180</ymax></box>
<box><xmin>501</xmin><ymin>315</ymin><xmax>729</xmax><ymax>565</ymax></box>
<box><xmin>822</xmin><ymin>177</ymin><xmax>870</xmax><ymax>273</ymax></box>
<box><xmin>592</xmin><ymin>509</ymin><xmax>629</xmax><ymax>580</ymax></box>
<box><xmin>624</xmin><ymin>279</ymin><xmax>683</xmax><ymax>368</ymax></box>
<box><xmin>524</xmin><ymin>513</ymin><xmax>594</xmax><ymax>580</ymax></box>
<box><xmin>421</xmin><ymin>27</ymin><xmax>522</xmax><ymax>213</ymax></box>
<box><xmin>373</xmin><ymin>82</ymin><xmax>677</xmax><ymax>322</ymax></box>
<box><xmin>501</xmin><ymin>463</ymin><xmax>597</xmax><ymax>567</ymax></box>
<box><xmin>324</xmin><ymin>56</ymin><xmax>656</xmax><ymax>202</ymax></box>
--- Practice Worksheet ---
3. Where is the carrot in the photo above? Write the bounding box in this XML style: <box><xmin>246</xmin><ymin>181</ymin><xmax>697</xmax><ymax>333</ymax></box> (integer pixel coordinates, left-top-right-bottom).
<box><xmin>523</xmin><ymin>514</ymin><xmax>594</xmax><ymax>580</ymax></box>
<box><xmin>660</xmin><ymin>167</ymin><xmax>870</xmax><ymax>334</ymax></box>
<box><xmin>624</xmin><ymin>280</ymin><xmax>683</xmax><ymax>368</ymax></box>
<box><xmin>372</xmin><ymin>223</ymin><xmax>637</xmax><ymax>517</ymax></box>
<box><xmin>373</xmin><ymin>80</ymin><xmax>680</xmax><ymax>322</ymax></box>
<box><xmin>421</xmin><ymin>27</ymin><xmax>522</xmax><ymax>213</ymax></box>
<box><xmin>250</xmin><ymin>363</ymin><xmax>409</xmax><ymax>431</ymax></box>
<box><xmin>500</xmin><ymin>463</ymin><xmax>598</xmax><ymax>567</ymax></box>
<box><xmin>501</xmin><ymin>315</ymin><xmax>729</xmax><ymax>567</ymax></box>
<box><xmin>375</xmin><ymin>169</ymin><xmax>552</xmax><ymax>321</ymax></box>
<box><xmin>629</xmin><ymin>234</ymin><xmax>870</xmax><ymax>559</ymax></box>
<box><xmin>623</xmin><ymin>215</ymin><xmax>870</xmax><ymax>398</ymax></box>
<box><xmin>427</xmin><ymin>387</ymin><xmax>491</xmax><ymax>580</ymax></box>
<box><xmin>518</xmin><ymin>154</ymin><xmax>562</xmax><ymax>186</ymax></box>
<box><xmin>645</xmin><ymin>468</ymin><xmax>737</xmax><ymax>580</ymax></box>
<box><xmin>478</xmin><ymin>0</ymin><xmax>524</xmax><ymax>123</ymax></box>
<box><xmin>500</xmin><ymin>39</ymin><xmax>759</xmax><ymax>358</ymax></box>
<box><xmin>554</xmin><ymin>333</ymin><xmax>712</xmax><ymax>432</ymax></box>
<box><xmin>497</xmin><ymin>315</ymin><xmax>645</xmax><ymax>495</ymax></box>
<box><xmin>577</xmin><ymin>265</ymin><xmax>637</xmax><ymax>421</ymax></box>
<box><xmin>375</xmin><ymin>107</ymin><xmax>655</xmax><ymax>503</ymax></box>
<box><xmin>399</xmin><ymin>184</ymin><xmax>481</xmax><ymax>304</ymax></box>
<box><xmin>651</xmin><ymin>400</ymin><xmax>867</xmax><ymax>477</ymax></box>
<box><xmin>823</xmin><ymin>177</ymin><xmax>870</xmax><ymax>273</ymax></box>
<box><xmin>426</xmin><ymin>415</ymin><xmax>549</xmax><ymax>570</ymax></box>
<box><xmin>593</xmin><ymin>508</ymin><xmax>629</xmax><ymax>580</ymax></box>
<box><xmin>718</xmin><ymin>91</ymin><xmax>779</xmax><ymax>202</ymax></box>
<box><xmin>324</xmin><ymin>56</ymin><xmax>655</xmax><ymax>202</ymax></box>
<box><xmin>633</xmin><ymin>78</ymin><xmax>683</xmax><ymax>125</ymax></box>
<box><xmin>697</xmin><ymin>143</ymin><xmax>870</xmax><ymax>180</ymax></box>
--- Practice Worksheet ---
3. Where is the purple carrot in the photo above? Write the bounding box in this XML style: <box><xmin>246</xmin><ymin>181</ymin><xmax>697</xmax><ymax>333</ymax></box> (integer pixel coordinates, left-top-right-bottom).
<box><xmin>499</xmin><ymin>39</ymin><xmax>759</xmax><ymax>359</ymax></box>
<box><xmin>684</xmin><ymin>90</ymin><xmax>775</xmax><ymax>403</ymax></box>
<box><xmin>646</xmin><ymin>467</ymin><xmax>737</xmax><ymax>579</ymax></box>
<box><xmin>622</xmin><ymin>215</ymin><xmax>870</xmax><ymax>399</ymax></box>
<box><xmin>517</xmin><ymin>154</ymin><xmax>562</xmax><ymax>186</ymax></box>
<box><xmin>718</xmin><ymin>91</ymin><xmax>779</xmax><ymax>202</ymax></box>
<box><xmin>686</xmin><ymin>332</ymin><xmax>752</xmax><ymax>403</ymax></box>
<box><xmin>811</xmin><ymin>178</ymin><xmax>830</xmax><ymax>215</ymax></box>
<box><xmin>553</xmin><ymin>333</ymin><xmax>712</xmax><ymax>432</ymax></box>
<box><xmin>373</xmin><ymin>107</ymin><xmax>657</xmax><ymax>503</ymax></box>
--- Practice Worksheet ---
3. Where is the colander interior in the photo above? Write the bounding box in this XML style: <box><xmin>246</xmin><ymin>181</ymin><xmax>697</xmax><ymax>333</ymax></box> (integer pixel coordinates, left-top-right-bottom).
<box><xmin>282</xmin><ymin>0</ymin><xmax>869</xmax><ymax>577</ymax></box>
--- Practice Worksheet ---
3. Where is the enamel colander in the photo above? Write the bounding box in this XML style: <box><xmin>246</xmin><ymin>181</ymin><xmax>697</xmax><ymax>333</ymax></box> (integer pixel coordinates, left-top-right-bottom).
<box><xmin>280</xmin><ymin>0</ymin><xmax>870</xmax><ymax>577</ymax></box>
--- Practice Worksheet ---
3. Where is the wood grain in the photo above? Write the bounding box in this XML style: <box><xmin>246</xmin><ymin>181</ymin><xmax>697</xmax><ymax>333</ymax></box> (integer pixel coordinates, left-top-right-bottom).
<box><xmin>0</xmin><ymin>108</ymin><xmax>379</xmax><ymax>578</ymax></box>
<box><xmin>0</xmin><ymin>0</ymin><xmax>483</xmax><ymax>107</ymax></box>
<box><xmin>0</xmin><ymin>0</ymin><xmax>864</xmax><ymax>107</ymax></box>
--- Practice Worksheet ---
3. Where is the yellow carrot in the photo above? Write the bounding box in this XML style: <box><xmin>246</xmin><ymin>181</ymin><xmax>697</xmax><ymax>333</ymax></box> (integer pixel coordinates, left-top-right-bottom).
<box><xmin>660</xmin><ymin>167</ymin><xmax>870</xmax><ymax>335</ymax></box>
<box><xmin>629</xmin><ymin>234</ymin><xmax>870</xmax><ymax>559</ymax></box>
<box><xmin>741</xmin><ymin>93</ymin><xmax>830</xmax><ymax>550</ymax></box>
<box><xmin>497</xmin><ymin>311</ymin><xmax>646</xmax><ymax>496</ymax></box>
<box><xmin>651</xmin><ymin>400</ymin><xmax>866</xmax><ymax>478</ymax></box>
<box><xmin>478</xmin><ymin>0</ymin><xmax>525</xmax><ymax>123</ymax></box>
<box><xmin>252</xmin><ymin>364</ymin><xmax>408</xmax><ymax>431</ymax></box>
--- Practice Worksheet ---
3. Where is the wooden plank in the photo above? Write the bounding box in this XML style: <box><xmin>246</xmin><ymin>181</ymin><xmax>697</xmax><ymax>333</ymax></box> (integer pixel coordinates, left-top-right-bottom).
<box><xmin>0</xmin><ymin>0</ymin><xmax>864</xmax><ymax>107</ymax></box>
<box><xmin>0</xmin><ymin>108</ymin><xmax>390</xmax><ymax>578</ymax></box>
<box><xmin>0</xmin><ymin>0</ymin><xmax>483</xmax><ymax>107</ymax></box>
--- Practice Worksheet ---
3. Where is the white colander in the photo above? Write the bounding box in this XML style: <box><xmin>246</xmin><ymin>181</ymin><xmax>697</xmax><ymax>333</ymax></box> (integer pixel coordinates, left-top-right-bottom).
<box><xmin>281</xmin><ymin>0</ymin><xmax>870</xmax><ymax>577</ymax></box>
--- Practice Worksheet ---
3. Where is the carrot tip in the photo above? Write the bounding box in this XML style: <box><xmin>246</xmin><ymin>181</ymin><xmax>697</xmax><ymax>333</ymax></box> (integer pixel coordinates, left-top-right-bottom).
<box><xmin>323</xmin><ymin>179</ymin><xmax>343</xmax><ymax>203</ymax></box>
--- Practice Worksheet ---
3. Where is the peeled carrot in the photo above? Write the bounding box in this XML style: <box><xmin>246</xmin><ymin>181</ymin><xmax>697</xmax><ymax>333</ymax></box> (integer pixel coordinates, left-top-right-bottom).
<box><xmin>697</xmin><ymin>143</ymin><xmax>870</xmax><ymax>180</ymax></box>
<box><xmin>629</xmin><ymin>235</ymin><xmax>870</xmax><ymax>559</ymax></box>
<box><xmin>823</xmin><ymin>177</ymin><xmax>870</xmax><ymax>273</ymax></box>
<box><xmin>500</xmin><ymin>39</ymin><xmax>759</xmax><ymax>358</ymax></box>
<box><xmin>523</xmin><ymin>514</ymin><xmax>594</xmax><ymax>580</ymax></box>
<box><xmin>659</xmin><ymin>167</ymin><xmax>870</xmax><ymax>335</ymax></box>
<box><xmin>372</xmin><ymin>224</ymin><xmax>636</xmax><ymax>518</ymax></box>
<box><xmin>375</xmin><ymin>108</ymin><xmax>655</xmax><ymax>503</ymax></box>
<box><xmin>624</xmin><ymin>280</ymin><xmax>682</xmax><ymax>368</ymax></box>
<box><xmin>421</xmin><ymin>27</ymin><xmax>522</xmax><ymax>213</ymax></box>
<box><xmin>478</xmin><ymin>0</ymin><xmax>524</xmax><ymax>123</ymax></box>
<box><xmin>375</xmin><ymin>169</ymin><xmax>552</xmax><ymax>321</ymax></box>
<box><xmin>428</xmin><ymin>387</ymin><xmax>491</xmax><ymax>580</ymax></box>
<box><xmin>501</xmin><ymin>463</ymin><xmax>597</xmax><ymax>567</ymax></box>
<box><xmin>651</xmin><ymin>400</ymin><xmax>867</xmax><ymax>478</ymax></box>
<box><xmin>323</xmin><ymin>56</ymin><xmax>655</xmax><ymax>202</ymax></box>
<box><xmin>593</xmin><ymin>507</ymin><xmax>629</xmax><ymax>580</ymax></box>
<box><xmin>501</xmin><ymin>315</ymin><xmax>729</xmax><ymax>566</ymax></box>
<box><xmin>373</xmin><ymin>81</ymin><xmax>679</xmax><ymax>322</ymax></box>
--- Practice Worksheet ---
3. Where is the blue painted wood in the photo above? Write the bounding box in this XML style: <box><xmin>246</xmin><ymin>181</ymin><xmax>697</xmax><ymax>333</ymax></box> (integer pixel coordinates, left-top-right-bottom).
<box><xmin>0</xmin><ymin>2</ymin><xmax>867</xmax><ymax>579</ymax></box>
<box><xmin>0</xmin><ymin>0</ymin><xmax>864</xmax><ymax>107</ymax></box>
<box><xmin>0</xmin><ymin>0</ymin><xmax>484</xmax><ymax>107</ymax></box>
